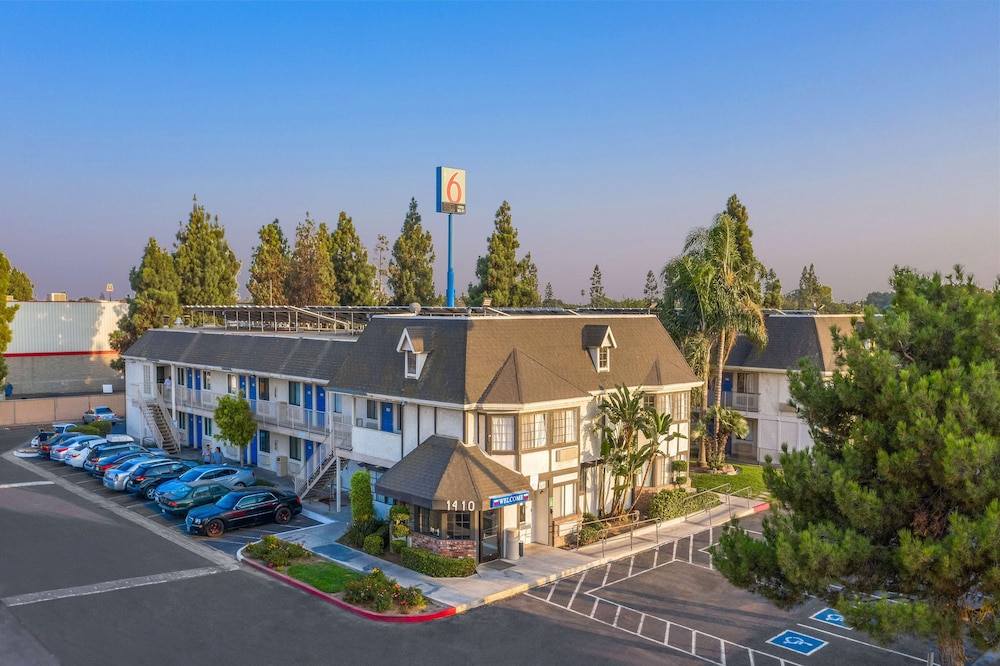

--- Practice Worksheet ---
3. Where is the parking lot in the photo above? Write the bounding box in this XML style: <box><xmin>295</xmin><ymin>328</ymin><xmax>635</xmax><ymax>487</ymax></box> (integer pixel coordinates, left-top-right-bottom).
<box><xmin>14</xmin><ymin>427</ymin><xmax>321</xmax><ymax>559</ymax></box>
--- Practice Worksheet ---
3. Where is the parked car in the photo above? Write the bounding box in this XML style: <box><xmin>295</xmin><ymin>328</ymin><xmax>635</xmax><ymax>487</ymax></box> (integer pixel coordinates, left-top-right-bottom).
<box><xmin>50</xmin><ymin>436</ymin><xmax>102</xmax><ymax>462</ymax></box>
<box><xmin>83</xmin><ymin>406</ymin><xmax>117</xmax><ymax>423</ymax></box>
<box><xmin>127</xmin><ymin>460</ymin><xmax>198</xmax><ymax>500</ymax></box>
<box><xmin>38</xmin><ymin>431</ymin><xmax>85</xmax><ymax>458</ymax></box>
<box><xmin>91</xmin><ymin>450</ymin><xmax>156</xmax><ymax>478</ymax></box>
<box><xmin>157</xmin><ymin>481</ymin><xmax>232</xmax><ymax>516</ymax></box>
<box><xmin>186</xmin><ymin>488</ymin><xmax>302</xmax><ymax>538</ymax></box>
<box><xmin>103</xmin><ymin>456</ymin><xmax>171</xmax><ymax>491</ymax></box>
<box><xmin>154</xmin><ymin>464</ymin><xmax>256</xmax><ymax>500</ymax></box>
<box><xmin>30</xmin><ymin>424</ymin><xmax>76</xmax><ymax>447</ymax></box>
<box><xmin>82</xmin><ymin>439</ymin><xmax>143</xmax><ymax>474</ymax></box>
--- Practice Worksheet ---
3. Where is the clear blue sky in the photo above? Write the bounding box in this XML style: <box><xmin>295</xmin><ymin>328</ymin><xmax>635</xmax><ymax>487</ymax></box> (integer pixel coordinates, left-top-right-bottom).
<box><xmin>2</xmin><ymin>2</ymin><xmax>997</xmax><ymax>303</ymax></box>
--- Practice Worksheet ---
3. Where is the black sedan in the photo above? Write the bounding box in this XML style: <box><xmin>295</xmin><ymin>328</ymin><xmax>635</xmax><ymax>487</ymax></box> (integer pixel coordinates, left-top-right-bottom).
<box><xmin>156</xmin><ymin>480</ymin><xmax>232</xmax><ymax>516</ymax></box>
<box><xmin>185</xmin><ymin>488</ymin><xmax>302</xmax><ymax>538</ymax></box>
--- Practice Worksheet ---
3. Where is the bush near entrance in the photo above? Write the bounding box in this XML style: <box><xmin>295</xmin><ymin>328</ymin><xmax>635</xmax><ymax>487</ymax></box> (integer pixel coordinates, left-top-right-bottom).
<box><xmin>399</xmin><ymin>546</ymin><xmax>476</xmax><ymax>577</ymax></box>
<box><xmin>648</xmin><ymin>488</ymin><xmax>721</xmax><ymax>521</ymax></box>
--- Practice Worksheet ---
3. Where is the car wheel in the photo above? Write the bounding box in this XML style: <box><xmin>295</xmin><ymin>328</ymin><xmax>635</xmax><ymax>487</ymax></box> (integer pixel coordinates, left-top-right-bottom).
<box><xmin>234</xmin><ymin>482</ymin><xmax>246</xmax><ymax>488</ymax></box>
<box><xmin>274</xmin><ymin>506</ymin><xmax>293</xmax><ymax>524</ymax></box>
<box><xmin>205</xmin><ymin>519</ymin><xmax>225</xmax><ymax>538</ymax></box>
<box><xmin>144</xmin><ymin>485</ymin><xmax>158</xmax><ymax>500</ymax></box>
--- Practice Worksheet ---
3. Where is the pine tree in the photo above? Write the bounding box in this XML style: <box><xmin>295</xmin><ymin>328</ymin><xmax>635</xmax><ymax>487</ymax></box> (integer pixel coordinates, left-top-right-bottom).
<box><xmin>8</xmin><ymin>266</ymin><xmax>34</xmax><ymax>300</ymax></box>
<box><xmin>643</xmin><ymin>270</ymin><xmax>659</xmax><ymax>304</ymax></box>
<box><xmin>762</xmin><ymin>268</ymin><xmax>783</xmax><ymax>308</ymax></box>
<box><xmin>109</xmin><ymin>238</ymin><xmax>182</xmax><ymax>370</ymax></box>
<box><xmin>388</xmin><ymin>198</ymin><xmax>437</xmax><ymax>306</ymax></box>
<box><xmin>373</xmin><ymin>234</ymin><xmax>391</xmax><ymax>305</ymax></box>
<box><xmin>247</xmin><ymin>220</ymin><xmax>290</xmax><ymax>306</ymax></box>
<box><xmin>543</xmin><ymin>282</ymin><xmax>555</xmax><ymax>307</ymax></box>
<box><xmin>329</xmin><ymin>211</ymin><xmax>376</xmax><ymax>306</ymax></box>
<box><xmin>173</xmin><ymin>196</ymin><xmax>240</xmax><ymax>305</ymax></box>
<box><xmin>287</xmin><ymin>215</ymin><xmax>338</xmax><ymax>306</ymax></box>
<box><xmin>589</xmin><ymin>265</ymin><xmax>607</xmax><ymax>306</ymax></box>
<box><xmin>467</xmin><ymin>200</ymin><xmax>539</xmax><ymax>307</ymax></box>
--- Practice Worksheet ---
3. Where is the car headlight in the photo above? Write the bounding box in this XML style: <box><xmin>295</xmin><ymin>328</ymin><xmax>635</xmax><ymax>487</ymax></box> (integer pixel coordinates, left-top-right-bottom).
<box><xmin>190</xmin><ymin>518</ymin><xmax>202</xmax><ymax>525</ymax></box>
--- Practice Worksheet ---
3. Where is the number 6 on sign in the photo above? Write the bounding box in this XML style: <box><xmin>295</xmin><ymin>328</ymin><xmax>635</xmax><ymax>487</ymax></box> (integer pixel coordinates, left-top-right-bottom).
<box><xmin>436</xmin><ymin>167</ymin><xmax>466</xmax><ymax>214</ymax></box>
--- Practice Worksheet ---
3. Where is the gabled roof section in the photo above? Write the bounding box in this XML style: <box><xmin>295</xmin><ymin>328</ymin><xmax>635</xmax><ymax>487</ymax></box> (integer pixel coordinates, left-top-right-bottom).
<box><xmin>727</xmin><ymin>314</ymin><xmax>857</xmax><ymax>372</ymax></box>
<box><xmin>332</xmin><ymin>314</ymin><xmax>699</xmax><ymax>406</ymax></box>
<box><xmin>396</xmin><ymin>326</ymin><xmax>433</xmax><ymax>354</ymax></box>
<box><xmin>122</xmin><ymin>329</ymin><xmax>352</xmax><ymax>382</ymax></box>
<box><xmin>479</xmin><ymin>349</ymin><xmax>591</xmax><ymax>405</ymax></box>
<box><xmin>581</xmin><ymin>324</ymin><xmax>617</xmax><ymax>349</ymax></box>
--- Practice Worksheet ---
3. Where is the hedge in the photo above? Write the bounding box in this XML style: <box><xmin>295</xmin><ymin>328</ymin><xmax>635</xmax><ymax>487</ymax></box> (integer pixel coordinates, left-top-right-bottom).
<box><xmin>399</xmin><ymin>546</ymin><xmax>477</xmax><ymax>578</ymax></box>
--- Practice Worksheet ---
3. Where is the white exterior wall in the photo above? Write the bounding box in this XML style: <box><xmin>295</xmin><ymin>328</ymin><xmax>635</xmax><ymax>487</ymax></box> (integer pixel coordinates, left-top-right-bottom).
<box><xmin>735</xmin><ymin>369</ymin><xmax>817</xmax><ymax>462</ymax></box>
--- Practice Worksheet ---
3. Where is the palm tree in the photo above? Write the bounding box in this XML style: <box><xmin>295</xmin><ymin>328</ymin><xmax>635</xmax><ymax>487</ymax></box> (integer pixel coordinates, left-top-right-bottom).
<box><xmin>661</xmin><ymin>213</ymin><xmax>767</xmax><ymax>469</ymax></box>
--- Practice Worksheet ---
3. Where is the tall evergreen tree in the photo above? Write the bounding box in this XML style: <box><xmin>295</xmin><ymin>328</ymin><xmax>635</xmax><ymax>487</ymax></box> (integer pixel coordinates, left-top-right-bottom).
<box><xmin>8</xmin><ymin>266</ymin><xmax>34</xmax><ymax>301</ymax></box>
<box><xmin>388</xmin><ymin>198</ymin><xmax>437</xmax><ymax>306</ymax></box>
<box><xmin>467</xmin><ymin>200</ymin><xmax>539</xmax><ymax>307</ymax></box>
<box><xmin>109</xmin><ymin>238</ymin><xmax>182</xmax><ymax>370</ymax></box>
<box><xmin>329</xmin><ymin>211</ymin><xmax>376</xmax><ymax>306</ymax></box>
<box><xmin>762</xmin><ymin>268</ymin><xmax>783</xmax><ymax>309</ymax></box>
<box><xmin>287</xmin><ymin>215</ymin><xmax>337</xmax><ymax>306</ymax></box>
<box><xmin>373</xmin><ymin>234</ymin><xmax>391</xmax><ymax>305</ymax></box>
<box><xmin>712</xmin><ymin>267</ymin><xmax>1000</xmax><ymax>666</ymax></box>
<box><xmin>543</xmin><ymin>282</ymin><xmax>555</xmax><ymax>307</ymax></box>
<box><xmin>0</xmin><ymin>252</ymin><xmax>19</xmax><ymax>382</ymax></box>
<box><xmin>247</xmin><ymin>220</ymin><xmax>290</xmax><ymax>306</ymax></box>
<box><xmin>174</xmin><ymin>197</ymin><xmax>240</xmax><ymax>305</ymax></box>
<box><xmin>643</xmin><ymin>270</ymin><xmax>659</xmax><ymax>304</ymax></box>
<box><xmin>589</xmin><ymin>265</ymin><xmax>608</xmax><ymax>306</ymax></box>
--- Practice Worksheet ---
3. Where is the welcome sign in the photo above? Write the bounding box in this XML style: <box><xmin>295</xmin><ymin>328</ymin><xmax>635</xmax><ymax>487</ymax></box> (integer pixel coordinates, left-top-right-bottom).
<box><xmin>489</xmin><ymin>491</ymin><xmax>530</xmax><ymax>508</ymax></box>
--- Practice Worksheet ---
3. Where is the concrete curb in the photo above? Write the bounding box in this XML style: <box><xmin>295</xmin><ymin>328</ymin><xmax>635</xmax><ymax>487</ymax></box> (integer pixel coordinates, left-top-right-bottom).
<box><xmin>237</xmin><ymin>545</ymin><xmax>457</xmax><ymax>622</ymax></box>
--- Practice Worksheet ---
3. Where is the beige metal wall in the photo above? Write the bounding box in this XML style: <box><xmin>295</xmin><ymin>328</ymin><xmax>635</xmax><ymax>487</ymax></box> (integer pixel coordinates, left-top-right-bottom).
<box><xmin>6</xmin><ymin>301</ymin><xmax>128</xmax><ymax>354</ymax></box>
<box><xmin>0</xmin><ymin>394</ymin><xmax>127</xmax><ymax>427</ymax></box>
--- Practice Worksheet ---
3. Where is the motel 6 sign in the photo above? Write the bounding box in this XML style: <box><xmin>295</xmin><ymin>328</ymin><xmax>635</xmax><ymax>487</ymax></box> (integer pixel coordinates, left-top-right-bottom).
<box><xmin>436</xmin><ymin>167</ymin><xmax>466</xmax><ymax>214</ymax></box>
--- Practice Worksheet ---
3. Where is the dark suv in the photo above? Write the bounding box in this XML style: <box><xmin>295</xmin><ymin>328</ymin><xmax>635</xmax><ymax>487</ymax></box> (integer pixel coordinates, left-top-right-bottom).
<box><xmin>126</xmin><ymin>460</ymin><xmax>198</xmax><ymax>500</ymax></box>
<box><xmin>186</xmin><ymin>488</ymin><xmax>302</xmax><ymax>538</ymax></box>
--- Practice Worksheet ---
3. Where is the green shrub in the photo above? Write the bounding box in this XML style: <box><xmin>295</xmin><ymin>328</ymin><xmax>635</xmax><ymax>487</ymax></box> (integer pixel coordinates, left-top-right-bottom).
<box><xmin>648</xmin><ymin>488</ymin><xmax>721</xmax><ymax>521</ymax></box>
<box><xmin>390</xmin><ymin>539</ymin><xmax>407</xmax><ymax>554</ymax></box>
<box><xmin>343</xmin><ymin>568</ymin><xmax>426</xmax><ymax>613</ymax></box>
<box><xmin>582</xmin><ymin>512</ymin><xmax>599</xmax><ymax>525</ymax></box>
<box><xmin>350</xmin><ymin>471</ymin><xmax>375</xmax><ymax>523</ymax></box>
<box><xmin>671</xmin><ymin>459</ymin><xmax>688</xmax><ymax>473</ymax></box>
<box><xmin>363</xmin><ymin>533</ymin><xmax>385</xmax><ymax>556</ymax></box>
<box><xmin>69</xmin><ymin>425</ymin><xmax>100</xmax><ymax>436</ymax></box>
<box><xmin>244</xmin><ymin>534</ymin><xmax>309</xmax><ymax>569</ymax></box>
<box><xmin>343</xmin><ymin>517</ymin><xmax>388</xmax><ymax>549</ymax></box>
<box><xmin>577</xmin><ymin>524</ymin><xmax>601</xmax><ymax>545</ymax></box>
<box><xmin>399</xmin><ymin>546</ymin><xmax>477</xmax><ymax>578</ymax></box>
<box><xmin>389</xmin><ymin>504</ymin><xmax>410</xmax><ymax>538</ymax></box>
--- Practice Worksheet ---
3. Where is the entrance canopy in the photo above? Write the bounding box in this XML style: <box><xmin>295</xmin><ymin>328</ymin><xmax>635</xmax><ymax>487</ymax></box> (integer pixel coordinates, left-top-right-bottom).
<box><xmin>375</xmin><ymin>435</ymin><xmax>530</xmax><ymax>511</ymax></box>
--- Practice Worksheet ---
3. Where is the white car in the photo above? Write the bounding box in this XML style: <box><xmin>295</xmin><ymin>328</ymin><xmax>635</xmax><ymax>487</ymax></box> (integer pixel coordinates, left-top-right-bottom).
<box><xmin>50</xmin><ymin>436</ymin><xmax>102</xmax><ymax>462</ymax></box>
<box><xmin>66</xmin><ymin>435</ymin><xmax>137</xmax><ymax>469</ymax></box>
<box><xmin>30</xmin><ymin>423</ymin><xmax>77</xmax><ymax>447</ymax></box>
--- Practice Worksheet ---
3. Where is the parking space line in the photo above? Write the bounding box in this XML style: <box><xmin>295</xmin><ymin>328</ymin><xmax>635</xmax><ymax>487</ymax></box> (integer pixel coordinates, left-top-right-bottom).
<box><xmin>2</xmin><ymin>566</ymin><xmax>235</xmax><ymax>607</ymax></box>
<box><xmin>0</xmin><ymin>481</ymin><xmax>54</xmax><ymax>489</ymax></box>
<box><xmin>796</xmin><ymin>624</ymin><xmax>931</xmax><ymax>663</ymax></box>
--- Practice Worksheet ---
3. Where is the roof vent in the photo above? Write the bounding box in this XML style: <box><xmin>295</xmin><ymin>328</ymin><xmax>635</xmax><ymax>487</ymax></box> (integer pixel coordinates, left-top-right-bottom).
<box><xmin>410</xmin><ymin>302</ymin><xmax>421</xmax><ymax>315</ymax></box>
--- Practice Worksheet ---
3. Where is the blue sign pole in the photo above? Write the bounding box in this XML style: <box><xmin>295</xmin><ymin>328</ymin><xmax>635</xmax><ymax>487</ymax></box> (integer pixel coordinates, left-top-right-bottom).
<box><xmin>447</xmin><ymin>212</ymin><xmax>455</xmax><ymax>307</ymax></box>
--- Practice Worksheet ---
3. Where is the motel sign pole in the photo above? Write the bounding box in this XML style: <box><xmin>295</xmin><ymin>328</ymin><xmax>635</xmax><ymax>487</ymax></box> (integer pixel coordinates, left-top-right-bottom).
<box><xmin>436</xmin><ymin>167</ymin><xmax>466</xmax><ymax>308</ymax></box>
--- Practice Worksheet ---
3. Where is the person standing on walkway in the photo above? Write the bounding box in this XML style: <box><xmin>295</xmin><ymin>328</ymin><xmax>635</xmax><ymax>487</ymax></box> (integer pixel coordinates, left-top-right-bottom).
<box><xmin>212</xmin><ymin>446</ymin><xmax>224</xmax><ymax>464</ymax></box>
<box><xmin>202</xmin><ymin>445</ymin><xmax>212</xmax><ymax>465</ymax></box>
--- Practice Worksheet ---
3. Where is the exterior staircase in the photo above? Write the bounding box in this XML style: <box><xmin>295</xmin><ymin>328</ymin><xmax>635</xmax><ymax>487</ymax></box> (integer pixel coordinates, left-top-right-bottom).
<box><xmin>294</xmin><ymin>424</ymin><xmax>350</xmax><ymax>500</ymax></box>
<box><xmin>131</xmin><ymin>386</ymin><xmax>181</xmax><ymax>455</ymax></box>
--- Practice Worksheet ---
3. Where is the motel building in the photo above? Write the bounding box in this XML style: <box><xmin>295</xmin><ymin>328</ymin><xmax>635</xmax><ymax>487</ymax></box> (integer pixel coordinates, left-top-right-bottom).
<box><xmin>122</xmin><ymin>305</ymin><xmax>699</xmax><ymax>563</ymax></box>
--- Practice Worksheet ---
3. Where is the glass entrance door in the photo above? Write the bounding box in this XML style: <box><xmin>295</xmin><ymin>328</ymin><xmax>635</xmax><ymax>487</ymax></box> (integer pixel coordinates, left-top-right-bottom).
<box><xmin>479</xmin><ymin>510</ymin><xmax>500</xmax><ymax>562</ymax></box>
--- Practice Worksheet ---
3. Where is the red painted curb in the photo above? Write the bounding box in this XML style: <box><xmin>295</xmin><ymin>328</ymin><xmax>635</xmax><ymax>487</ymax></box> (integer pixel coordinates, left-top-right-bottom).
<box><xmin>241</xmin><ymin>558</ymin><xmax>457</xmax><ymax>623</ymax></box>
<box><xmin>752</xmin><ymin>502</ymin><xmax>770</xmax><ymax>514</ymax></box>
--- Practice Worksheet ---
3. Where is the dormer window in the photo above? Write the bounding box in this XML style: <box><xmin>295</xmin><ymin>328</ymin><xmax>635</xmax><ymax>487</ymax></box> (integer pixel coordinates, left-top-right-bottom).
<box><xmin>582</xmin><ymin>324</ymin><xmax>616</xmax><ymax>373</ymax></box>
<box><xmin>397</xmin><ymin>327</ymin><xmax>432</xmax><ymax>380</ymax></box>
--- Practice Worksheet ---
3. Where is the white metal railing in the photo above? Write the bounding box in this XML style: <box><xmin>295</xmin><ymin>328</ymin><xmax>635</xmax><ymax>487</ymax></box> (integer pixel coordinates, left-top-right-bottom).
<box><xmin>292</xmin><ymin>422</ymin><xmax>351</xmax><ymax>497</ymax></box>
<box><xmin>131</xmin><ymin>384</ymin><xmax>165</xmax><ymax>450</ymax></box>
<box><xmin>716</xmin><ymin>391</ymin><xmax>760</xmax><ymax>412</ymax></box>
<box><xmin>167</xmin><ymin>384</ymin><xmax>339</xmax><ymax>437</ymax></box>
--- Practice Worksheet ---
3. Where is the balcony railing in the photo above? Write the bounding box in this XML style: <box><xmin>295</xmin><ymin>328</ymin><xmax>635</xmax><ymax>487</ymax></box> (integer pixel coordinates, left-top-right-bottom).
<box><xmin>711</xmin><ymin>391</ymin><xmax>760</xmax><ymax>413</ymax></box>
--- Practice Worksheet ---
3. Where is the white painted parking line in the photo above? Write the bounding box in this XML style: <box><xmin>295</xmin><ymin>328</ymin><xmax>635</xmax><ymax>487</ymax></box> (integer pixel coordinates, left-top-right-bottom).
<box><xmin>797</xmin><ymin>624</ymin><xmax>931</xmax><ymax>663</ymax></box>
<box><xmin>2</xmin><ymin>566</ymin><xmax>236</xmax><ymax>607</ymax></box>
<box><xmin>0</xmin><ymin>481</ymin><xmax>54</xmax><ymax>489</ymax></box>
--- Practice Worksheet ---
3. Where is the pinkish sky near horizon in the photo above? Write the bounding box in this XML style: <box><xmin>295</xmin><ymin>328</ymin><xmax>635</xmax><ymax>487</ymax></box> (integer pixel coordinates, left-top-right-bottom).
<box><xmin>1</xmin><ymin>2</ymin><xmax>998</xmax><ymax>304</ymax></box>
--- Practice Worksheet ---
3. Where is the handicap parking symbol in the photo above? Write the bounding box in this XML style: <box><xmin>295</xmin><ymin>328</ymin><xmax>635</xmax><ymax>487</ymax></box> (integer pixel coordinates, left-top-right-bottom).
<box><xmin>811</xmin><ymin>607</ymin><xmax>849</xmax><ymax>629</ymax></box>
<box><xmin>767</xmin><ymin>630</ymin><xmax>827</xmax><ymax>656</ymax></box>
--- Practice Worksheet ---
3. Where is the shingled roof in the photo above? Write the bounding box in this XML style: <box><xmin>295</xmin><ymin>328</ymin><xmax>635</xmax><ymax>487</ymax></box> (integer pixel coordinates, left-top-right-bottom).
<box><xmin>374</xmin><ymin>435</ymin><xmax>530</xmax><ymax>510</ymax></box>
<box><xmin>726</xmin><ymin>314</ymin><xmax>857</xmax><ymax>373</ymax></box>
<box><xmin>331</xmin><ymin>314</ymin><xmax>700</xmax><ymax>406</ymax></box>
<box><xmin>121</xmin><ymin>329</ymin><xmax>353</xmax><ymax>381</ymax></box>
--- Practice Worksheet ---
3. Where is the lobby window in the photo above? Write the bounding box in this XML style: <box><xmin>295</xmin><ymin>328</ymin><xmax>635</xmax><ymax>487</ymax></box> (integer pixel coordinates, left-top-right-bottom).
<box><xmin>258</xmin><ymin>430</ymin><xmax>270</xmax><ymax>454</ymax></box>
<box><xmin>289</xmin><ymin>436</ymin><xmax>302</xmax><ymax>461</ymax></box>
<box><xmin>521</xmin><ymin>412</ymin><xmax>548</xmax><ymax>450</ymax></box>
<box><xmin>370</xmin><ymin>469</ymin><xmax>392</xmax><ymax>505</ymax></box>
<box><xmin>488</xmin><ymin>415</ymin><xmax>516</xmax><ymax>453</ymax></box>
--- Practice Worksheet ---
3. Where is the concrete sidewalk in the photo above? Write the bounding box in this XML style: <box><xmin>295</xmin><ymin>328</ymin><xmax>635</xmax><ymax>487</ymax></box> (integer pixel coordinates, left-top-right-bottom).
<box><xmin>272</xmin><ymin>494</ymin><xmax>769</xmax><ymax>616</ymax></box>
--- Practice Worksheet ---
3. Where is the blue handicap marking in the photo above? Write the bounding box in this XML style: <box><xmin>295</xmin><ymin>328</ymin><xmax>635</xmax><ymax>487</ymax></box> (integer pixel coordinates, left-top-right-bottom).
<box><xmin>767</xmin><ymin>630</ymin><xmax>827</xmax><ymax>656</ymax></box>
<box><xmin>812</xmin><ymin>607</ymin><xmax>849</xmax><ymax>629</ymax></box>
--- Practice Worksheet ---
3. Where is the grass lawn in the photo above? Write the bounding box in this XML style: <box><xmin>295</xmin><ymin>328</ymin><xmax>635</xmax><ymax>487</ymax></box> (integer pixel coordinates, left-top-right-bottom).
<box><xmin>287</xmin><ymin>561</ymin><xmax>362</xmax><ymax>593</ymax></box>
<box><xmin>690</xmin><ymin>464</ymin><xmax>772</xmax><ymax>499</ymax></box>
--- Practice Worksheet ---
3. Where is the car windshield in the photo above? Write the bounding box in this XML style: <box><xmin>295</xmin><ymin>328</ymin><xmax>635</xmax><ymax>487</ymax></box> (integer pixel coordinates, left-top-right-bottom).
<box><xmin>215</xmin><ymin>494</ymin><xmax>240</xmax><ymax>510</ymax></box>
<box><xmin>178</xmin><ymin>469</ymin><xmax>203</xmax><ymax>482</ymax></box>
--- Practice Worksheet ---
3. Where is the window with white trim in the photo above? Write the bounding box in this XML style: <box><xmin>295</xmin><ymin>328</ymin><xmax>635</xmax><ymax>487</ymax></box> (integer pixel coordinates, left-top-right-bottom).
<box><xmin>258</xmin><ymin>377</ymin><xmax>270</xmax><ymax>401</ymax></box>
<box><xmin>521</xmin><ymin>413</ymin><xmax>548</xmax><ymax>450</ymax></box>
<box><xmin>288</xmin><ymin>382</ymin><xmax>301</xmax><ymax>406</ymax></box>
<box><xmin>551</xmin><ymin>409</ymin><xmax>578</xmax><ymax>445</ymax></box>
<box><xmin>552</xmin><ymin>482</ymin><xmax>578</xmax><ymax>519</ymax></box>
<box><xmin>405</xmin><ymin>351</ymin><xmax>418</xmax><ymax>378</ymax></box>
<box><xmin>258</xmin><ymin>430</ymin><xmax>271</xmax><ymax>453</ymax></box>
<box><xmin>228</xmin><ymin>374</ymin><xmax>238</xmax><ymax>394</ymax></box>
<box><xmin>204</xmin><ymin>418</ymin><xmax>213</xmax><ymax>437</ymax></box>
<box><xmin>598</xmin><ymin>346</ymin><xmax>610</xmax><ymax>371</ymax></box>
<box><xmin>489</xmin><ymin>415</ymin><xmax>516</xmax><ymax>452</ymax></box>
<box><xmin>203</xmin><ymin>372</ymin><xmax>212</xmax><ymax>390</ymax></box>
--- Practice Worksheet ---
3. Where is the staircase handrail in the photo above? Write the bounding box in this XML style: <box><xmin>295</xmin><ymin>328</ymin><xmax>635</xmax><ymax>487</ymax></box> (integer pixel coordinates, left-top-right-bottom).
<box><xmin>293</xmin><ymin>421</ymin><xmax>350</xmax><ymax>497</ymax></box>
<box><xmin>130</xmin><ymin>384</ymin><xmax>165</xmax><ymax>450</ymax></box>
<box><xmin>151</xmin><ymin>390</ymin><xmax>182</xmax><ymax>450</ymax></box>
